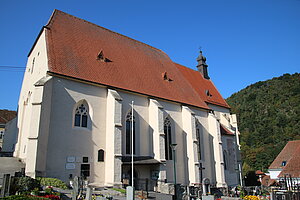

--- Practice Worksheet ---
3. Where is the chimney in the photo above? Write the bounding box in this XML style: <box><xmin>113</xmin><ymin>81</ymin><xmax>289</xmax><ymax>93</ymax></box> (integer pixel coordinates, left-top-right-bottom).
<box><xmin>196</xmin><ymin>51</ymin><xmax>210</xmax><ymax>79</ymax></box>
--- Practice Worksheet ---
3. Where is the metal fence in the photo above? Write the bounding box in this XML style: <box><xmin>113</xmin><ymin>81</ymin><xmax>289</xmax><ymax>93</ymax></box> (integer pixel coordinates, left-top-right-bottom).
<box><xmin>134</xmin><ymin>178</ymin><xmax>157</xmax><ymax>191</ymax></box>
<box><xmin>271</xmin><ymin>190</ymin><xmax>300</xmax><ymax>200</ymax></box>
<box><xmin>0</xmin><ymin>174</ymin><xmax>11</xmax><ymax>197</ymax></box>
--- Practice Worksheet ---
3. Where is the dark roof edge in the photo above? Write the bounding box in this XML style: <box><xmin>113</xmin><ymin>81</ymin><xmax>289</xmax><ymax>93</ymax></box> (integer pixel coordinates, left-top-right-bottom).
<box><xmin>46</xmin><ymin>9</ymin><xmax>57</xmax><ymax>27</ymax></box>
<box><xmin>47</xmin><ymin>71</ymin><xmax>210</xmax><ymax>111</ymax></box>
<box><xmin>27</xmin><ymin>9</ymin><xmax>56</xmax><ymax>58</ymax></box>
<box><xmin>206</xmin><ymin>100</ymin><xmax>231</xmax><ymax>109</ymax></box>
<box><xmin>27</xmin><ymin>27</ymin><xmax>48</xmax><ymax>58</ymax></box>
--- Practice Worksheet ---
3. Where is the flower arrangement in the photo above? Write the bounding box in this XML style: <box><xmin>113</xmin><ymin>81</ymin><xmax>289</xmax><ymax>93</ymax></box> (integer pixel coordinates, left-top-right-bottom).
<box><xmin>243</xmin><ymin>195</ymin><xmax>260</xmax><ymax>200</ymax></box>
<box><xmin>43</xmin><ymin>194</ymin><xmax>60</xmax><ymax>200</ymax></box>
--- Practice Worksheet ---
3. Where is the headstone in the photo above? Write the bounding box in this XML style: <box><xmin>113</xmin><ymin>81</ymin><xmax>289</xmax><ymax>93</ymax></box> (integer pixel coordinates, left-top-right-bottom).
<box><xmin>0</xmin><ymin>174</ymin><xmax>10</xmax><ymax>197</ymax></box>
<box><xmin>85</xmin><ymin>186</ymin><xmax>92</xmax><ymax>200</ymax></box>
<box><xmin>72</xmin><ymin>176</ymin><xmax>79</xmax><ymax>200</ymax></box>
<box><xmin>202</xmin><ymin>178</ymin><xmax>210</xmax><ymax>195</ymax></box>
<box><xmin>126</xmin><ymin>186</ymin><xmax>134</xmax><ymax>200</ymax></box>
<box><xmin>202</xmin><ymin>195</ymin><xmax>215</xmax><ymax>200</ymax></box>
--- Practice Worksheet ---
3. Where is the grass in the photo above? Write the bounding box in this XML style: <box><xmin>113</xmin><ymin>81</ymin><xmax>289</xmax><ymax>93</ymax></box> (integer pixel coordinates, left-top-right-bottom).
<box><xmin>111</xmin><ymin>188</ymin><xmax>126</xmax><ymax>194</ymax></box>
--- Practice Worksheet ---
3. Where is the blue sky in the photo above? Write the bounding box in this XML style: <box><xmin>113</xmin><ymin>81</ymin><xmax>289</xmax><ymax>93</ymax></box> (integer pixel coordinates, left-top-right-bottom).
<box><xmin>0</xmin><ymin>0</ymin><xmax>299</xmax><ymax>110</ymax></box>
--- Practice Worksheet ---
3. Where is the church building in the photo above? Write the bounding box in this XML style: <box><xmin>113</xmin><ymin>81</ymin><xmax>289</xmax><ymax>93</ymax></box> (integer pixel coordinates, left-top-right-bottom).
<box><xmin>12</xmin><ymin>10</ymin><xmax>242</xmax><ymax>191</ymax></box>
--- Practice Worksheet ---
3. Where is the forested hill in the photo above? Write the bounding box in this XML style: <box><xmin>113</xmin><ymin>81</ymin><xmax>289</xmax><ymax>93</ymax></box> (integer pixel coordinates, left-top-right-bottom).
<box><xmin>226</xmin><ymin>73</ymin><xmax>300</xmax><ymax>173</ymax></box>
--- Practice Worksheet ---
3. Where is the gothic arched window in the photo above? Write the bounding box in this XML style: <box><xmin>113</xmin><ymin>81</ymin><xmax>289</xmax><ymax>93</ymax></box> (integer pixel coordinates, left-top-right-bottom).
<box><xmin>74</xmin><ymin>102</ymin><xmax>88</xmax><ymax>128</ymax></box>
<box><xmin>164</xmin><ymin>117</ymin><xmax>172</xmax><ymax>160</ymax></box>
<box><xmin>196</xmin><ymin>121</ymin><xmax>202</xmax><ymax>161</ymax></box>
<box><xmin>126</xmin><ymin>111</ymin><xmax>135</xmax><ymax>154</ymax></box>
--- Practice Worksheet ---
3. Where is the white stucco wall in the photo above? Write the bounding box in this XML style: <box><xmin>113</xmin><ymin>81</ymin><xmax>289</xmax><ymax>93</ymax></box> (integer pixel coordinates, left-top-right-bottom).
<box><xmin>14</xmin><ymin>37</ymin><xmax>241</xmax><ymax>188</ymax></box>
<box><xmin>45</xmin><ymin>77</ymin><xmax>107</xmax><ymax>183</ymax></box>
<box><xmin>105</xmin><ymin>89</ymin><xmax>122</xmax><ymax>186</ymax></box>
<box><xmin>208</xmin><ymin>113</ymin><xmax>227</xmax><ymax>187</ymax></box>
<box><xmin>269</xmin><ymin>169</ymin><xmax>282</xmax><ymax>180</ymax></box>
<box><xmin>14</xmin><ymin>29</ymin><xmax>49</xmax><ymax>160</ymax></box>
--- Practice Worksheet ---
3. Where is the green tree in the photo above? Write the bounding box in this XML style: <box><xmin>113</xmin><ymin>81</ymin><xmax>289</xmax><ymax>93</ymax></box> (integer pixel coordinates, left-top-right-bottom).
<box><xmin>227</xmin><ymin>73</ymin><xmax>300</xmax><ymax>172</ymax></box>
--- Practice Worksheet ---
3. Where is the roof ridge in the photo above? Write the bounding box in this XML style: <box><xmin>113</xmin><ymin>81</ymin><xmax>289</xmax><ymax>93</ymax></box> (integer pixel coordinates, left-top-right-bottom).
<box><xmin>50</xmin><ymin>9</ymin><xmax>167</xmax><ymax>55</ymax></box>
<box><xmin>289</xmin><ymin>140</ymin><xmax>300</xmax><ymax>143</ymax></box>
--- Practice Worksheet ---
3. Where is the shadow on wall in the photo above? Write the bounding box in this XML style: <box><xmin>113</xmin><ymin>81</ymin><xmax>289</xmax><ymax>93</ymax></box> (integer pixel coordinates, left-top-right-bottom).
<box><xmin>182</xmin><ymin>130</ymin><xmax>189</xmax><ymax>185</ymax></box>
<box><xmin>208</xmin><ymin>127</ymin><xmax>216</xmax><ymax>185</ymax></box>
<box><xmin>45</xmin><ymin>78</ymin><xmax>106</xmax><ymax>183</ymax></box>
<box><xmin>2</xmin><ymin>117</ymin><xmax>19</xmax><ymax>154</ymax></box>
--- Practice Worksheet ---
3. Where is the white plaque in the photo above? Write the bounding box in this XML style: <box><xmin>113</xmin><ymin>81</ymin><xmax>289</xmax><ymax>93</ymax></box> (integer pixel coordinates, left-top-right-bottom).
<box><xmin>67</xmin><ymin>156</ymin><xmax>76</xmax><ymax>163</ymax></box>
<box><xmin>66</xmin><ymin>163</ymin><xmax>76</xmax><ymax>170</ymax></box>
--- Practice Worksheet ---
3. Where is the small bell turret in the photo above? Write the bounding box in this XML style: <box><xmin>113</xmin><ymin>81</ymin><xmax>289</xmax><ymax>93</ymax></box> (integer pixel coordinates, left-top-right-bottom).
<box><xmin>197</xmin><ymin>50</ymin><xmax>210</xmax><ymax>79</ymax></box>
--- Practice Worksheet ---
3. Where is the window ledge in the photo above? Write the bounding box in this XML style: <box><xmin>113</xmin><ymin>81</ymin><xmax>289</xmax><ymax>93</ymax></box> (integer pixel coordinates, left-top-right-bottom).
<box><xmin>115</xmin><ymin>123</ymin><xmax>122</xmax><ymax>127</ymax></box>
<box><xmin>28</xmin><ymin>137</ymin><xmax>38</xmax><ymax>140</ymax></box>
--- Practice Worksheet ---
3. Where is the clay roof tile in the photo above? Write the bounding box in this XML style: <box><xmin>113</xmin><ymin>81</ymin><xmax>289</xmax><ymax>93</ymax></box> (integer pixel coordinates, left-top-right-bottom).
<box><xmin>269</xmin><ymin>140</ymin><xmax>300</xmax><ymax>178</ymax></box>
<box><xmin>45</xmin><ymin>10</ymin><xmax>228</xmax><ymax>110</ymax></box>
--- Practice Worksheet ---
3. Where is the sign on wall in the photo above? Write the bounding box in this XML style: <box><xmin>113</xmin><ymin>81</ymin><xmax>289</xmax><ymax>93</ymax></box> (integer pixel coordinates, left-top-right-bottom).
<box><xmin>66</xmin><ymin>163</ymin><xmax>76</xmax><ymax>170</ymax></box>
<box><xmin>67</xmin><ymin>156</ymin><xmax>76</xmax><ymax>163</ymax></box>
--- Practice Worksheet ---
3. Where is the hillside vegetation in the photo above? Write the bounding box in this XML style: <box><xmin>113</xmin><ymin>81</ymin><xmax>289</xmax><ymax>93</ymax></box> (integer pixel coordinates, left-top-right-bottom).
<box><xmin>226</xmin><ymin>73</ymin><xmax>300</xmax><ymax>173</ymax></box>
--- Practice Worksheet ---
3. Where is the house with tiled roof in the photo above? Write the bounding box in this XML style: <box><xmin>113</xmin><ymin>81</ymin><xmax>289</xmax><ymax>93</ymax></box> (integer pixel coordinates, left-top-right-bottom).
<box><xmin>269</xmin><ymin>140</ymin><xmax>300</xmax><ymax>183</ymax></box>
<box><xmin>0</xmin><ymin>109</ymin><xmax>17</xmax><ymax>150</ymax></box>
<box><xmin>12</xmin><ymin>10</ymin><xmax>241</xmax><ymax>192</ymax></box>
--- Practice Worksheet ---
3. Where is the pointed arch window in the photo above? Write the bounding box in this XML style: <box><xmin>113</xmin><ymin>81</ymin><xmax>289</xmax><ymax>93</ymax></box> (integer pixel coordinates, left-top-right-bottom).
<box><xmin>74</xmin><ymin>102</ymin><xmax>88</xmax><ymax>128</ymax></box>
<box><xmin>164</xmin><ymin>117</ymin><xmax>172</xmax><ymax>160</ymax></box>
<box><xmin>196</xmin><ymin>121</ymin><xmax>202</xmax><ymax>161</ymax></box>
<box><xmin>126</xmin><ymin>111</ymin><xmax>135</xmax><ymax>154</ymax></box>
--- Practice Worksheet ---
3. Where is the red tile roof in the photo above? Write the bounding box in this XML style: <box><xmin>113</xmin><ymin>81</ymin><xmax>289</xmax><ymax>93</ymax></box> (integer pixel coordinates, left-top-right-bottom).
<box><xmin>255</xmin><ymin>170</ymin><xmax>265</xmax><ymax>175</ymax></box>
<box><xmin>278</xmin><ymin>141</ymin><xmax>300</xmax><ymax>178</ymax></box>
<box><xmin>269</xmin><ymin>140</ymin><xmax>300</xmax><ymax>178</ymax></box>
<box><xmin>175</xmin><ymin>63</ymin><xmax>230</xmax><ymax>108</ymax></box>
<box><xmin>0</xmin><ymin>110</ymin><xmax>17</xmax><ymax>124</ymax></box>
<box><xmin>45</xmin><ymin>10</ymin><xmax>228</xmax><ymax>110</ymax></box>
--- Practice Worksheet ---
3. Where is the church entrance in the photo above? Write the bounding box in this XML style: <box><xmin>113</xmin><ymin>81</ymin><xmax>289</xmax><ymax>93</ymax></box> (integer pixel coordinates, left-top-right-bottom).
<box><xmin>122</xmin><ymin>164</ymin><xmax>159</xmax><ymax>191</ymax></box>
<box><xmin>122</xmin><ymin>167</ymin><xmax>138</xmax><ymax>188</ymax></box>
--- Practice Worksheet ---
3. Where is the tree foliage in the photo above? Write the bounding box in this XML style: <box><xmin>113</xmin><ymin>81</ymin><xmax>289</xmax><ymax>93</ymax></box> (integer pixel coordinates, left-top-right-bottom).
<box><xmin>36</xmin><ymin>177</ymin><xmax>67</xmax><ymax>189</ymax></box>
<box><xmin>226</xmin><ymin>73</ymin><xmax>300</xmax><ymax>172</ymax></box>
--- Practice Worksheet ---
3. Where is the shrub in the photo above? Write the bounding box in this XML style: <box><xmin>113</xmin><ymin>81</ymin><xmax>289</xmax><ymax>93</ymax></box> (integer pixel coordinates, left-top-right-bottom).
<box><xmin>11</xmin><ymin>177</ymin><xmax>41</xmax><ymax>194</ymax></box>
<box><xmin>44</xmin><ymin>187</ymin><xmax>53</xmax><ymax>195</ymax></box>
<box><xmin>0</xmin><ymin>195</ymin><xmax>48</xmax><ymax>200</ymax></box>
<box><xmin>36</xmin><ymin>177</ymin><xmax>67</xmax><ymax>189</ymax></box>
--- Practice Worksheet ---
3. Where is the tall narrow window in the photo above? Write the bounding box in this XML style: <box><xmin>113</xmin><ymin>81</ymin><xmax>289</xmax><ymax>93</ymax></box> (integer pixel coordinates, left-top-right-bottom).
<box><xmin>31</xmin><ymin>57</ymin><xmax>35</xmax><ymax>74</ymax></box>
<box><xmin>196</xmin><ymin>121</ymin><xmax>202</xmax><ymax>161</ymax></box>
<box><xmin>126</xmin><ymin>111</ymin><xmax>135</xmax><ymax>154</ymax></box>
<box><xmin>164</xmin><ymin>117</ymin><xmax>172</xmax><ymax>160</ymax></box>
<box><xmin>80</xmin><ymin>164</ymin><xmax>90</xmax><ymax>177</ymax></box>
<box><xmin>74</xmin><ymin>102</ymin><xmax>88</xmax><ymax>128</ymax></box>
<box><xmin>223</xmin><ymin>150</ymin><xmax>228</xmax><ymax>170</ymax></box>
<box><xmin>98</xmin><ymin>149</ymin><xmax>105</xmax><ymax>162</ymax></box>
